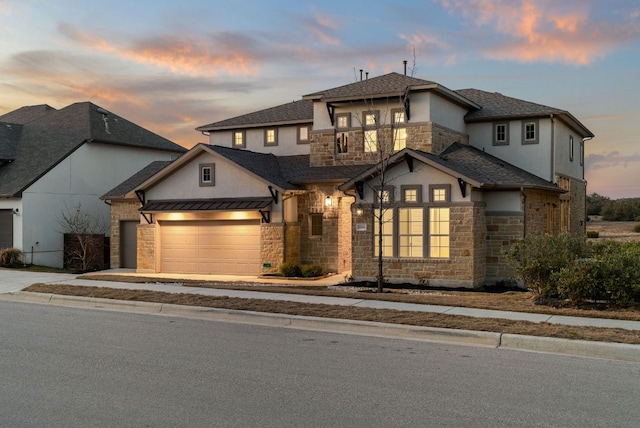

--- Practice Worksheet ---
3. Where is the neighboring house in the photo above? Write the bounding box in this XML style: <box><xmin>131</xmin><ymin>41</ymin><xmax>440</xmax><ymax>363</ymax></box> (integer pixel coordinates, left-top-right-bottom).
<box><xmin>106</xmin><ymin>71</ymin><xmax>593</xmax><ymax>287</ymax></box>
<box><xmin>0</xmin><ymin>102</ymin><xmax>186</xmax><ymax>268</ymax></box>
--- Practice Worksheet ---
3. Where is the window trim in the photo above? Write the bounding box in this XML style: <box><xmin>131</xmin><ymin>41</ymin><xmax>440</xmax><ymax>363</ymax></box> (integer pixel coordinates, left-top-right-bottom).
<box><xmin>362</xmin><ymin>110</ymin><xmax>379</xmax><ymax>128</ymax></box>
<box><xmin>374</xmin><ymin>185</ymin><xmax>394</xmax><ymax>205</ymax></box>
<box><xmin>391</xmin><ymin>108</ymin><xmax>406</xmax><ymax>125</ymax></box>
<box><xmin>493</xmin><ymin>122</ymin><xmax>509</xmax><ymax>146</ymax></box>
<box><xmin>336</xmin><ymin>113</ymin><xmax>351</xmax><ymax>129</ymax></box>
<box><xmin>401</xmin><ymin>185</ymin><xmax>422</xmax><ymax>203</ymax></box>
<box><xmin>264</xmin><ymin>128</ymin><xmax>278</xmax><ymax>147</ymax></box>
<box><xmin>297</xmin><ymin>125</ymin><xmax>310</xmax><ymax>144</ymax></box>
<box><xmin>199</xmin><ymin>163</ymin><xmax>215</xmax><ymax>187</ymax></box>
<box><xmin>569</xmin><ymin>135</ymin><xmax>574</xmax><ymax>162</ymax></box>
<box><xmin>398</xmin><ymin>207</ymin><xmax>424</xmax><ymax>258</ymax></box>
<box><xmin>522</xmin><ymin>120</ymin><xmax>539</xmax><ymax>145</ymax></box>
<box><xmin>232</xmin><ymin>130</ymin><xmax>246</xmax><ymax>148</ymax></box>
<box><xmin>428</xmin><ymin>206</ymin><xmax>450</xmax><ymax>259</ymax></box>
<box><xmin>580</xmin><ymin>139</ymin><xmax>584</xmax><ymax>166</ymax></box>
<box><xmin>310</xmin><ymin>213</ymin><xmax>323</xmax><ymax>236</ymax></box>
<box><xmin>429</xmin><ymin>184</ymin><xmax>451</xmax><ymax>203</ymax></box>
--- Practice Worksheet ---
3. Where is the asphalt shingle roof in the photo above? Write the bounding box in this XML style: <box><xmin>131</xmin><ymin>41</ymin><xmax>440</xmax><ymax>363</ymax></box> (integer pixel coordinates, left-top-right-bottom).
<box><xmin>0</xmin><ymin>122</ymin><xmax>22</xmax><ymax>161</ymax></box>
<box><xmin>456</xmin><ymin>88</ymin><xmax>564</xmax><ymax>121</ymax></box>
<box><xmin>209</xmin><ymin>145</ymin><xmax>372</xmax><ymax>189</ymax></box>
<box><xmin>101</xmin><ymin>160</ymin><xmax>173</xmax><ymax>200</ymax></box>
<box><xmin>415</xmin><ymin>142</ymin><xmax>560</xmax><ymax>190</ymax></box>
<box><xmin>196</xmin><ymin>100</ymin><xmax>313</xmax><ymax>131</ymax></box>
<box><xmin>303</xmin><ymin>72</ymin><xmax>437</xmax><ymax>101</ymax></box>
<box><xmin>0</xmin><ymin>102</ymin><xmax>186</xmax><ymax>197</ymax></box>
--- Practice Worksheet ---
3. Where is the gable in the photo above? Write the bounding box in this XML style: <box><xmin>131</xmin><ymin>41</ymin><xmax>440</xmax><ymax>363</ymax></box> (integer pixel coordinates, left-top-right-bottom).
<box><xmin>143</xmin><ymin>151</ymin><xmax>276</xmax><ymax>201</ymax></box>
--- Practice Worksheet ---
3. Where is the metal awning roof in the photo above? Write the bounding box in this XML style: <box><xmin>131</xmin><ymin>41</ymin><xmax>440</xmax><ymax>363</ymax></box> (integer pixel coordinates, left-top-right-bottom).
<box><xmin>140</xmin><ymin>197</ymin><xmax>272</xmax><ymax>212</ymax></box>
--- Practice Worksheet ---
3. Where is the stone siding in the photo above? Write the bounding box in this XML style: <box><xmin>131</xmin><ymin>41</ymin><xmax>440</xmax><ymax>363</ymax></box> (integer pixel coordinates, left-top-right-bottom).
<box><xmin>109</xmin><ymin>200</ymin><xmax>140</xmax><ymax>268</ymax></box>
<box><xmin>261</xmin><ymin>223</ymin><xmax>285</xmax><ymax>274</ymax></box>
<box><xmin>296</xmin><ymin>184</ymin><xmax>346</xmax><ymax>273</ymax></box>
<box><xmin>485</xmin><ymin>213</ymin><xmax>524</xmax><ymax>283</ymax></box>
<box><xmin>309</xmin><ymin>124</ymin><xmax>468</xmax><ymax>167</ymax></box>
<box><xmin>352</xmin><ymin>204</ymin><xmax>484</xmax><ymax>288</ymax></box>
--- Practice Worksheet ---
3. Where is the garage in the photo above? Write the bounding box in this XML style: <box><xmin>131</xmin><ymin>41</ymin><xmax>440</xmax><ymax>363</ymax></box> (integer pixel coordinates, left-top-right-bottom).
<box><xmin>159</xmin><ymin>220</ymin><xmax>261</xmax><ymax>275</ymax></box>
<box><xmin>0</xmin><ymin>209</ymin><xmax>13</xmax><ymax>249</ymax></box>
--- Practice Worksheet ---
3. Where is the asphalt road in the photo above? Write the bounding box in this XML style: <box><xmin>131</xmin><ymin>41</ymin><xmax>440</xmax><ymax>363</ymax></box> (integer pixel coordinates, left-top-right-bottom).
<box><xmin>1</xmin><ymin>301</ymin><xmax>639</xmax><ymax>427</ymax></box>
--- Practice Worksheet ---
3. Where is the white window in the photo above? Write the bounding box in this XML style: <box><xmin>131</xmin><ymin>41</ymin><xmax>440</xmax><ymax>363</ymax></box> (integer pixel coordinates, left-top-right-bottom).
<box><xmin>199</xmin><ymin>163</ymin><xmax>214</xmax><ymax>187</ymax></box>
<box><xmin>374</xmin><ymin>209</ymin><xmax>394</xmax><ymax>257</ymax></box>
<box><xmin>570</xmin><ymin>135</ymin><xmax>574</xmax><ymax>162</ymax></box>
<box><xmin>298</xmin><ymin>126</ymin><xmax>309</xmax><ymax>144</ymax></box>
<box><xmin>393</xmin><ymin>109</ymin><xmax>407</xmax><ymax>151</ymax></box>
<box><xmin>494</xmin><ymin>123</ymin><xmax>508</xmax><ymax>145</ymax></box>
<box><xmin>264</xmin><ymin>128</ymin><xmax>277</xmax><ymax>146</ymax></box>
<box><xmin>233</xmin><ymin>130</ymin><xmax>245</xmax><ymax>148</ymax></box>
<box><xmin>522</xmin><ymin>121</ymin><xmax>538</xmax><ymax>144</ymax></box>
<box><xmin>364</xmin><ymin>129</ymin><xmax>378</xmax><ymax>153</ymax></box>
<box><xmin>336</xmin><ymin>114</ymin><xmax>350</xmax><ymax>129</ymax></box>
<box><xmin>399</xmin><ymin>208</ymin><xmax>423</xmax><ymax>258</ymax></box>
<box><xmin>429</xmin><ymin>207</ymin><xmax>450</xmax><ymax>258</ymax></box>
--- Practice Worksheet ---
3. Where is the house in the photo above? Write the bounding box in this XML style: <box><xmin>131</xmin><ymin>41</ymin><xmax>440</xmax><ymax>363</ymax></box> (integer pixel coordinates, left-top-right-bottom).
<box><xmin>0</xmin><ymin>102</ymin><xmax>186</xmax><ymax>268</ymax></box>
<box><xmin>105</xmin><ymin>71</ymin><xmax>593</xmax><ymax>287</ymax></box>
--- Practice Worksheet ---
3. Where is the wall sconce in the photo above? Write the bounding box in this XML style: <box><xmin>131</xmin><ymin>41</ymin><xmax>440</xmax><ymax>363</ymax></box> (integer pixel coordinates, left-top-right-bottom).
<box><xmin>325</xmin><ymin>196</ymin><xmax>332</xmax><ymax>207</ymax></box>
<box><xmin>356</xmin><ymin>207</ymin><xmax>363</xmax><ymax>216</ymax></box>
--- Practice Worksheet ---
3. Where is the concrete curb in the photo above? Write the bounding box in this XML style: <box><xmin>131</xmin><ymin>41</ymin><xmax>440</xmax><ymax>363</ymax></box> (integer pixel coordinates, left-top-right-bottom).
<box><xmin>500</xmin><ymin>334</ymin><xmax>640</xmax><ymax>363</ymax></box>
<box><xmin>2</xmin><ymin>292</ymin><xmax>640</xmax><ymax>362</ymax></box>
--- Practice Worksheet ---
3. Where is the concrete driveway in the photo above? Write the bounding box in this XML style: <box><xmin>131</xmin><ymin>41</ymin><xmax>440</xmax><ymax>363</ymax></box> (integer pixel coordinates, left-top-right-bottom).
<box><xmin>0</xmin><ymin>269</ymin><xmax>77</xmax><ymax>293</ymax></box>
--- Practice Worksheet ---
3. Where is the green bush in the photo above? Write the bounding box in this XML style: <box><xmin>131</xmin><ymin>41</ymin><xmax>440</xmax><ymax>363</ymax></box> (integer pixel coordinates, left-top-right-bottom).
<box><xmin>301</xmin><ymin>263</ymin><xmax>324</xmax><ymax>278</ymax></box>
<box><xmin>504</xmin><ymin>233</ymin><xmax>587</xmax><ymax>296</ymax></box>
<box><xmin>633</xmin><ymin>224</ymin><xmax>640</xmax><ymax>233</ymax></box>
<box><xmin>280</xmin><ymin>261</ymin><xmax>302</xmax><ymax>277</ymax></box>
<box><xmin>0</xmin><ymin>247</ymin><xmax>23</xmax><ymax>267</ymax></box>
<box><xmin>586</xmin><ymin>230</ymin><xmax>599</xmax><ymax>238</ymax></box>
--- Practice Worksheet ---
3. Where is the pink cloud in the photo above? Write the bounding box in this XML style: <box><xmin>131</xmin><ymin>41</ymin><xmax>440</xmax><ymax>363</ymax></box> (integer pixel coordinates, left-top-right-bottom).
<box><xmin>436</xmin><ymin>0</ymin><xmax>640</xmax><ymax>65</ymax></box>
<box><xmin>58</xmin><ymin>23</ymin><xmax>259</xmax><ymax>77</ymax></box>
<box><xmin>303</xmin><ymin>9</ymin><xmax>341</xmax><ymax>46</ymax></box>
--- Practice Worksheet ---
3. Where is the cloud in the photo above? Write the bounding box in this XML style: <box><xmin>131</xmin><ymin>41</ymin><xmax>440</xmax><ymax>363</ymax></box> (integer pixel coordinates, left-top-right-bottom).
<box><xmin>585</xmin><ymin>151</ymin><xmax>640</xmax><ymax>171</ymax></box>
<box><xmin>58</xmin><ymin>23</ymin><xmax>261</xmax><ymax>77</ymax></box>
<box><xmin>436</xmin><ymin>0</ymin><xmax>640</xmax><ymax>64</ymax></box>
<box><xmin>300</xmin><ymin>9</ymin><xmax>341</xmax><ymax>46</ymax></box>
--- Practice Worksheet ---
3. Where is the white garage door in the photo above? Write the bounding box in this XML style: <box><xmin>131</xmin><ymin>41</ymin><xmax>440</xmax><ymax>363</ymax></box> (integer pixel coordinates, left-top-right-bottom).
<box><xmin>160</xmin><ymin>220</ymin><xmax>261</xmax><ymax>275</ymax></box>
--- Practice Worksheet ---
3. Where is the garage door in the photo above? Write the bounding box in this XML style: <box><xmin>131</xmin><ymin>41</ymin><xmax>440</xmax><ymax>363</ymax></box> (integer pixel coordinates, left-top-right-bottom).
<box><xmin>0</xmin><ymin>210</ymin><xmax>13</xmax><ymax>249</ymax></box>
<box><xmin>120</xmin><ymin>221</ymin><xmax>138</xmax><ymax>269</ymax></box>
<box><xmin>160</xmin><ymin>220</ymin><xmax>261</xmax><ymax>275</ymax></box>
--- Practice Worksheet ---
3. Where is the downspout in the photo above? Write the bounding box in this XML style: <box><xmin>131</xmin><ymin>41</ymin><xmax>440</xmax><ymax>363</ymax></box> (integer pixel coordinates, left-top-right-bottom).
<box><xmin>550</xmin><ymin>114</ymin><xmax>555</xmax><ymax>183</ymax></box>
<box><xmin>520</xmin><ymin>187</ymin><xmax>527</xmax><ymax>238</ymax></box>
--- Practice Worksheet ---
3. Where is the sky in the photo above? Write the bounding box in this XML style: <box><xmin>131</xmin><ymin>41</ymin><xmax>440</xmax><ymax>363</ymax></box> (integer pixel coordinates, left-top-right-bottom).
<box><xmin>1</xmin><ymin>0</ymin><xmax>639</xmax><ymax>199</ymax></box>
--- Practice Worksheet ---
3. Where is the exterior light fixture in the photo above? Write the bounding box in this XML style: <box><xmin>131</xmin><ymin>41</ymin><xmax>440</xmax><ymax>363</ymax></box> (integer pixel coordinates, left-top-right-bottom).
<box><xmin>325</xmin><ymin>196</ymin><xmax>332</xmax><ymax>207</ymax></box>
<box><xmin>356</xmin><ymin>207</ymin><xmax>363</xmax><ymax>216</ymax></box>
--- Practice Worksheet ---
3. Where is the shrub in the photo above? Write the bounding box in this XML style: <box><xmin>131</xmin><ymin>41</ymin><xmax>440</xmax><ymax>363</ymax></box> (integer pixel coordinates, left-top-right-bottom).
<box><xmin>0</xmin><ymin>247</ymin><xmax>24</xmax><ymax>267</ymax></box>
<box><xmin>633</xmin><ymin>224</ymin><xmax>640</xmax><ymax>233</ymax></box>
<box><xmin>301</xmin><ymin>263</ymin><xmax>324</xmax><ymax>278</ymax></box>
<box><xmin>586</xmin><ymin>230</ymin><xmax>599</xmax><ymax>238</ymax></box>
<box><xmin>280</xmin><ymin>261</ymin><xmax>302</xmax><ymax>277</ymax></box>
<box><xmin>504</xmin><ymin>233</ymin><xmax>587</xmax><ymax>296</ymax></box>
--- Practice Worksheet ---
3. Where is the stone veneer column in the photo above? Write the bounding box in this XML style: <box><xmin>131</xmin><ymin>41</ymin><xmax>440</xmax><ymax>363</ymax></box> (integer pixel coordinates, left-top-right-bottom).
<box><xmin>136</xmin><ymin>224</ymin><xmax>156</xmax><ymax>273</ymax></box>
<box><xmin>261</xmin><ymin>223</ymin><xmax>285</xmax><ymax>274</ymax></box>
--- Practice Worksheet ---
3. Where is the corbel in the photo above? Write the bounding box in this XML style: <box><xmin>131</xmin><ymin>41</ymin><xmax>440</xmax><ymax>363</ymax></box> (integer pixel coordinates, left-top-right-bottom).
<box><xmin>268</xmin><ymin>185</ymin><xmax>279</xmax><ymax>204</ymax></box>
<box><xmin>458</xmin><ymin>178</ymin><xmax>467</xmax><ymax>198</ymax></box>
<box><xmin>326</xmin><ymin>103</ymin><xmax>335</xmax><ymax>126</ymax></box>
<box><xmin>355</xmin><ymin>181</ymin><xmax>364</xmax><ymax>200</ymax></box>
<box><xmin>259</xmin><ymin>210</ymin><xmax>271</xmax><ymax>224</ymax></box>
<box><xmin>405</xmin><ymin>155</ymin><xmax>414</xmax><ymax>172</ymax></box>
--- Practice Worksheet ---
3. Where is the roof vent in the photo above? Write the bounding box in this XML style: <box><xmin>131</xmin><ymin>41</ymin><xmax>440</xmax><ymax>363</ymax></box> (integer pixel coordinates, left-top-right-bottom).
<box><xmin>96</xmin><ymin>107</ymin><xmax>111</xmax><ymax>134</ymax></box>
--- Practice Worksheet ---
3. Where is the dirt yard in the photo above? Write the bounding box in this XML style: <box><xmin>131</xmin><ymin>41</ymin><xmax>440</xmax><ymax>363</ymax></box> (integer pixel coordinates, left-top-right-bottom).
<box><xmin>587</xmin><ymin>217</ymin><xmax>640</xmax><ymax>242</ymax></box>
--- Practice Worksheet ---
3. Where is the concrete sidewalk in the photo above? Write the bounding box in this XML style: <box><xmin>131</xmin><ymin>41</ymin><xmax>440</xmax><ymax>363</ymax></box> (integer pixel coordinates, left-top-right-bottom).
<box><xmin>2</xmin><ymin>268</ymin><xmax>640</xmax><ymax>363</ymax></box>
<box><xmin>2</xmin><ymin>268</ymin><xmax>640</xmax><ymax>331</ymax></box>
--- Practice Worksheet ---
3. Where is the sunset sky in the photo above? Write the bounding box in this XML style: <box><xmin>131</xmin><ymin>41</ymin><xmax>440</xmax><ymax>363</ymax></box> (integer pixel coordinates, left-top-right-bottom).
<box><xmin>1</xmin><ymin>0</ymin><xmax>639</xmax><ymax>198</ymax></box>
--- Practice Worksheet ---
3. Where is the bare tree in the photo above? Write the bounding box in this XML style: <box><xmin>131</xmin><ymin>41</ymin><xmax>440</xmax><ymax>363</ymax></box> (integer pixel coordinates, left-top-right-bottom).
<box><xmin>58</xmin><ymin>203</ymin><xmax>108</xmax><ymax>272</ymax></box>
<box><xmin>345</xmin><ymin>60</ymin><xmax>417</xmax><ymax>292</ymax></box>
